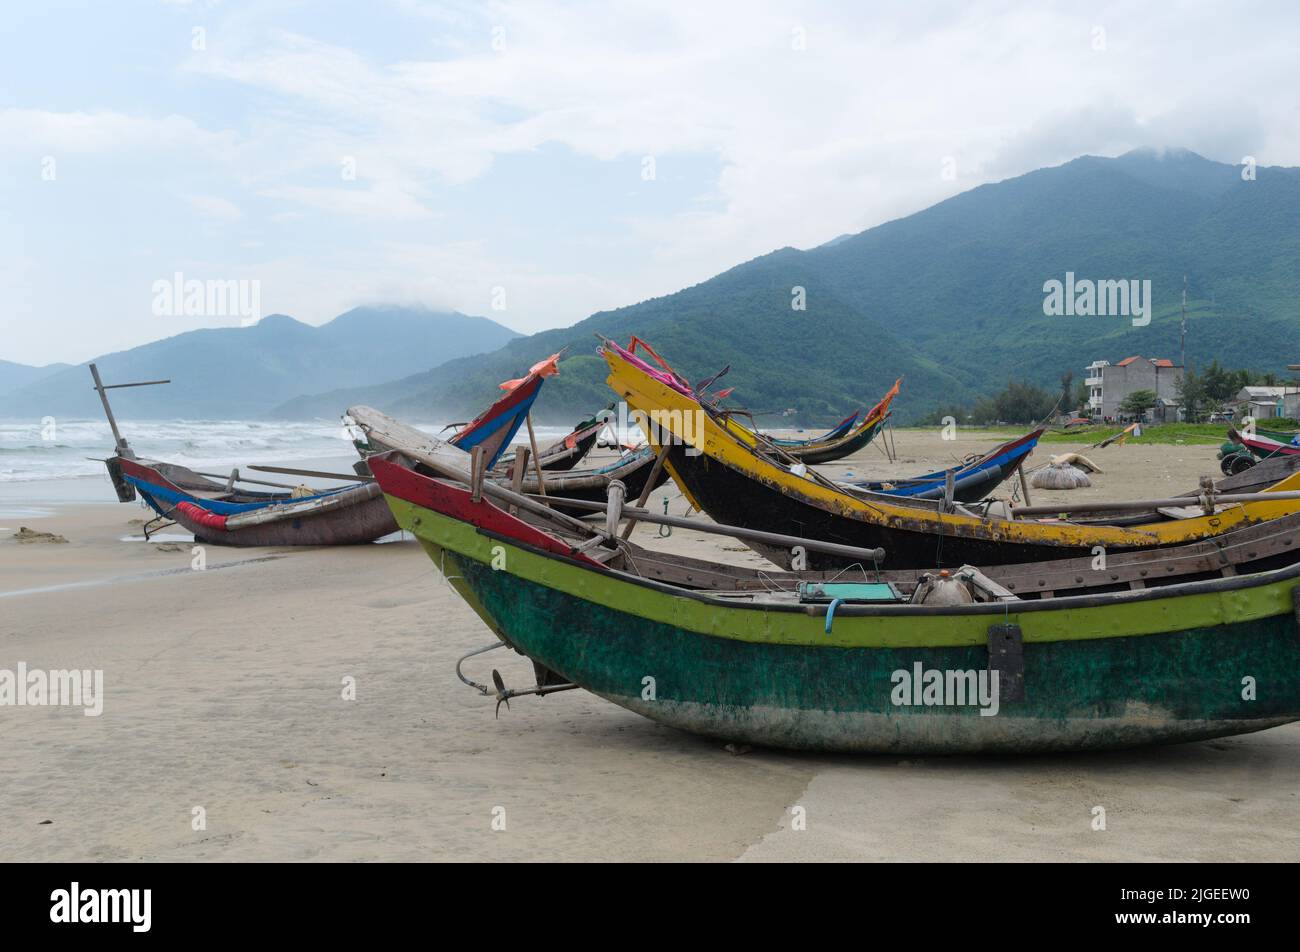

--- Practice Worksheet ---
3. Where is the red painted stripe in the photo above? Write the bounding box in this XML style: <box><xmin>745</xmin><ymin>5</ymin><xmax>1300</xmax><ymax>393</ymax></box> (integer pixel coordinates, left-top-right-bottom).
<box><xmin>176</xmin><ymin>501</ymin><xmax>228</xmax><ymax>530</ymax></box>
<box><xmin>368</xmin><ymin>455</ymin><xmax>605</xmax><ymax>567</ymax></box>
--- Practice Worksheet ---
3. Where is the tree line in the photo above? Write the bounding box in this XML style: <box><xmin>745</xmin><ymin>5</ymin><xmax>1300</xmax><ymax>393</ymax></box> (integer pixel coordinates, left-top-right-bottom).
<box><xmin>918</xmin><ymin>361</ymin><xmax>1296</xmax><ymax>426</ymax></box>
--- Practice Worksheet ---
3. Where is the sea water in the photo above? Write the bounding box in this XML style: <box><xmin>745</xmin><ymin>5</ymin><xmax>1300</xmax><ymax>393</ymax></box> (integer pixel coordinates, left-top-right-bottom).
<box><xmin>0</xmin><ymin>418</ymin><xmax>573</xmax><ymax>514</ymax></box>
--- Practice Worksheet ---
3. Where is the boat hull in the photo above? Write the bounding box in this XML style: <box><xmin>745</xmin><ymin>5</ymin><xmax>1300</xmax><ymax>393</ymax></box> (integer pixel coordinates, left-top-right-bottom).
<box><xmin>603</xmin><ymin>342</ymin><xmax>1300</xmax><ymax>571</ymax></box>
<box><xmin>119</xmin><ymin>458</ymin><xmax>397</xmax><ymax>546</ymax></box>
<box><xmin>665</xmin><ymin>444</ymin><xmax>1089</xmax><ymax>568</ymax></box>
<box><xmin>383</xmin><ymin>486</ymin><xmax>1300</xmax><ymax>754</ymax></box>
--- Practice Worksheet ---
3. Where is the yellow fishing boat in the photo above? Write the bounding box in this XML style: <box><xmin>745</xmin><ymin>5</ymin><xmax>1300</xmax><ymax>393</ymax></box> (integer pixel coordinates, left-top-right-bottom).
<box><xmin>602</xmin><ymin>338</ymin><xmax>1300</xmax><ymax>570</ymax></box>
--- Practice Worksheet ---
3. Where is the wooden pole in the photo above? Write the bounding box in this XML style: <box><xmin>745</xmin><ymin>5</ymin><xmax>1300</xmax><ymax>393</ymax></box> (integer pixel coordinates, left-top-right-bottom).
<box><xmin>528</xmin><ymin>494</ymin><xmax>887</xmax><ymax>564</ymax></box>
<box><xmin>1011</xmin><ymin>488</ymin><xmax>1300</xmax><ymax>518</ymax></box>
<box><xmin>604</xmin><ymin>479</ymin><xmax>626</xmax><ymax>540</ymax></box>
<box><xmin>88</xmin><ymin>363</ymin><xmax>132</xmax><ymax>457</ymax></box>
<box><xmin>192</xmin><ymin>470</ymin><xmax>303</xmax><ymax>491</ymax></box>
<box><xmin>392</xmin><ymin>443</ymin><xmax>888</xmax><ymax>564</ymax></box>
<box><xmin>248</xmin><ymin>465</ymin><xmax>373</xmax><ymax>482</ymax></box>
<box><xmin>470</xmin><ymin>446</ymin><xmax>486</xmax><ymax>503</ymax></box>
<box><xmin>619</xmin><ymin>444</ymin><xmax>670</xmax><ymax>540</ymax></box>
<box><xmin>1017</xmin><ymin>462</ymin><xmax>1032</xmax><ymax>506</ymax></box>
<box><xmin>525</xmin><ymin>414</ymin><xmax>547</xmax><ymax>496</ymax></box>
<box><xmin>509</xmin><ymin>446</ymin><xmax>530</xmax><ymax>516</ymax></box>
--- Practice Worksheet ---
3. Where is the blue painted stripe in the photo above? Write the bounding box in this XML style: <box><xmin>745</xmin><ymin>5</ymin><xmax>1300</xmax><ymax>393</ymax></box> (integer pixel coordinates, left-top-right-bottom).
<box><xmin>124</xmin><ymin>475</ymin><xmax>353</xmax><ymax>515</ymax></box>
<box><xmin>853</xmin><ymin>436</ymin><xmax>1039</xmax><ymax>497</ymax></box>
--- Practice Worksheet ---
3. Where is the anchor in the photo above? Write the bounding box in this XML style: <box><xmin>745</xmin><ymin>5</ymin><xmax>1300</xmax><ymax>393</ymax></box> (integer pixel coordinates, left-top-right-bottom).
<box><xmin>455</xmin><ymin>642</ymin><xmax>580</xmax><ymax>718</ymax></box>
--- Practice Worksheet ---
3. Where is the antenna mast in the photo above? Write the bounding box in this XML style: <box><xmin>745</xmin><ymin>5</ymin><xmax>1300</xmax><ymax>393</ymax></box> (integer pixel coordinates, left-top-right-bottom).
<box><xmin>1180</xmin><ymin>274</ymin><xmax>1187</xmax><ymax>371</ymax></box>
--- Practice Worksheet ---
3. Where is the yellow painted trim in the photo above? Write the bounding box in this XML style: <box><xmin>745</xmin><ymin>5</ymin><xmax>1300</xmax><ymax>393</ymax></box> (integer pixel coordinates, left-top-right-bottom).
<box><xmin>388</xmin><ymin>495</ymin><xmax>1299</xmax><ymax>650</ymax></box>
<box><xmin>603</xmin><ymin>348</ymin><xmax>1300</xmax><ymax>550</ymax></box>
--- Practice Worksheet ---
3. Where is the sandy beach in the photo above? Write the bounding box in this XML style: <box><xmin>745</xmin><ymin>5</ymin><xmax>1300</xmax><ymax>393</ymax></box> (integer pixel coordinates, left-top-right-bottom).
<box><xmin>3</xmin><ymin>430</ymin><xmax>1298</xmax><ymax>862</ymax></box>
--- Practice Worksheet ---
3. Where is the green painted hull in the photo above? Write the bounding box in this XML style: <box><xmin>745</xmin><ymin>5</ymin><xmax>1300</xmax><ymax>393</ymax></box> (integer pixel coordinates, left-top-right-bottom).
<box><xmin>389</xmin><ymin>495</ymin><xmax>1300</xmax><ymax>754</ymax></box>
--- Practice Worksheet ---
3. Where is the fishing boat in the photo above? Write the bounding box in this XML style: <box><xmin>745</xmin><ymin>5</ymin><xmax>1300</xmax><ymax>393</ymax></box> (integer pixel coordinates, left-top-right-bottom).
<box><xmin>114</xmin><ymin>456</ymin><xmax>396</xmax><ymax>546</ymax></box>
<box><xmin>743</xmin><ymin>402</ymin><xmax>893</xmax><ymax>464</ymax></box>
<box><xmin>602</xmin><ymin>338</ymin><xmax>1300</xmax><ymax>570</ymax></box>
<box><xmin>624</xmin><ymin>336</ymin><xmax>900</xmax><ymax>464</ymax></box>
<box><xmin>1229</xmin><ymin>428</ymin><xmax>1300</xmax><ymax>460</ymax></box>
<box><xmin>351</xmin><ymin>403</ymin><xmax>672</xmax><ymax>519</ymax></box>
<box><xmin>845</xmin><ymin>429</ymin><xmax>1041</xmax><ymax>502</ymax></box>
<box><xmin>355</xmin><ymin>405</ymin><xmax>606</xmax><ymax>474</ymax></box>
<box><xmin>497</xmin><ymin>413</ymin><xmax>606</xmax><ymax>472</ymax></box>
<box><xmin>366</xmin><ymin>448</ymin><xmax>1300</xmax><ymax>753</ymax></box>
<box><xmin>88</xmin><ymin>365</ymin><xmax>397</xmax><ymax>546</ymax></box>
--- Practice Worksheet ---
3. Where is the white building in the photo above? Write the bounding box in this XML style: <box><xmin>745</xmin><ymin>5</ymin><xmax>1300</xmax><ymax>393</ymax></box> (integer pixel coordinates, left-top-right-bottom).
<box><xmin>1084</xmin><ymin>360</ymin><xmax>1109</xmax><ymax>415</ymax></box>
<box><xmin>1083</xmin><ymin>356</ymin><xmax>1183</xmax><ymax>422</ymax></box>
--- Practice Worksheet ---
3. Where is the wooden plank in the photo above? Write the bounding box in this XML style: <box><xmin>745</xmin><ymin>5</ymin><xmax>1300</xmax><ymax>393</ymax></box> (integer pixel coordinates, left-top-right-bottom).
<box><xmin>509</xmin><ymin>446</ymin><xmax>530</xmax><ymax>516</ymax></box>
<box><xmin>619</xmin><ymin>443</ymin><xmax>670</xmax><ymax>540</ymax></box>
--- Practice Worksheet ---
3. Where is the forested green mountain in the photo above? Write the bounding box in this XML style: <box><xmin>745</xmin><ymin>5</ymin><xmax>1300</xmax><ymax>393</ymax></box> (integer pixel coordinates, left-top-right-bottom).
<box><xmin>317</xmin><ymin>148</ymin><xmax>1300</xmax><ymax>425</ymax></box>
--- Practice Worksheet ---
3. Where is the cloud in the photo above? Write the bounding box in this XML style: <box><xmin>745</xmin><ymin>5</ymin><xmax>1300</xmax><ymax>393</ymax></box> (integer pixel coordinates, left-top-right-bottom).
<box><xmin>0</xmin><ymin>109</ymin><xmax>238</xmax><ymax>158</ymax></box>
<box><xmin>10</xmin><ymin>0</ymin><xmax>1300</xmax><ymax>363</ymax></box>
<box><xmin>258</xmin><ymin>183</ymin><xmax>436</xmax><ymax>222</ymax></box>
<box><xmin>185</xmin><ymin>194</ymin><xmax>243</xmax><ymax>221</ymax></box>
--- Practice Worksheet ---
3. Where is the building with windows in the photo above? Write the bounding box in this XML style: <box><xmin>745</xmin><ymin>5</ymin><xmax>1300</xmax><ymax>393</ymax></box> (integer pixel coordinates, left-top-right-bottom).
<box><xmin>1226</xmin><ymin>386</ymin><xmax>1300</xmax><ymax>421</ymax></box>
<box><xmin>1084</xmin><ymin>360</ymin><xmax>1108</xmax><ymax>415</ymax></box>
<box><xmin>1084</xmin><ymin>355</ymin><xmax>1184</xmax><ymax>422</ymax></box>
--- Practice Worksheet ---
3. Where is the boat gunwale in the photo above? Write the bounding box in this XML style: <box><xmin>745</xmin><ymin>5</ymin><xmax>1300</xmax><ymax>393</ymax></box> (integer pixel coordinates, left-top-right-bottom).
<box><xmin>373</xmin><ymin>457</ymin><xmax>1300</xmax><ymax>625</ymax></box>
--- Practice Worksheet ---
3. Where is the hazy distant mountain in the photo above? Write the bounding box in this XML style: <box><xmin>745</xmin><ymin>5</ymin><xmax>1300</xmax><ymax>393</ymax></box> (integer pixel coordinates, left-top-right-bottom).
<box><xmin>338</xmin><ymin>148</ymin><xmax>1300</xmax><ymax>424</ymax></box>
<box><xmin>0</xmin><ymin>359</ymin><xmax>69</xmax><ymax>396</ymax></box>
<box><xmin>0</xmin><ymin>306</ymin><xmax>518</xmax><ymax>420</ymax></box>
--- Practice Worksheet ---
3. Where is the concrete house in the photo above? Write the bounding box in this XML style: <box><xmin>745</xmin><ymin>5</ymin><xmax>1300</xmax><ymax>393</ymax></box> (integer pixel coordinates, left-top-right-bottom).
<box><xmin>1226</xmin><ymin>386</ymin><xmax>1300</xmax><ymax>420</ymax></box>
<box><xmin>1086</xmin><ymin>355</ymin><xmax>1184</xmax><ymax>422</ymax></box>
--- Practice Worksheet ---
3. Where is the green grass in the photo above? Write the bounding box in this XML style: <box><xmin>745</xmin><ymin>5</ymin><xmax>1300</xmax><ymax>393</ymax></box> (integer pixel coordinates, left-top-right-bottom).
<box><xmin>891</xmin><ymin>422</ymin><xmax>1237</xmax><ymax>446</ymax></box>
<box><xmin>1037</xmin><ymin>423</ymin><xmax>1233</xmax><ymax>445</ymax></box>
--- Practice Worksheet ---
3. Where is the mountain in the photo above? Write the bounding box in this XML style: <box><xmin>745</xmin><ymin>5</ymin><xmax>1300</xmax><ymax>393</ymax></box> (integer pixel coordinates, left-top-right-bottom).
<box><xmin>0</xmin><ymin>307</ymin><xmax>519</xmax><ymax>419</ymax></box>
<box><xmin>0</xmin><ymin>359</ymin><xmax>69</xmax><ymax>396</ymax></box>
<box><xmin>326</xmin><ymin>148</ymin><xmax>1300</xmax><ymax>424</ymax></box>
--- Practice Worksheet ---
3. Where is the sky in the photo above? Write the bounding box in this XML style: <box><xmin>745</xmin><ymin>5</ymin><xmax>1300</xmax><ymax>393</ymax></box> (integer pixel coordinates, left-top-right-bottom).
<box><xmin>3</xmin><ymin>0</ymin><xmax>1300</xmax><ymax>366</ymax></box>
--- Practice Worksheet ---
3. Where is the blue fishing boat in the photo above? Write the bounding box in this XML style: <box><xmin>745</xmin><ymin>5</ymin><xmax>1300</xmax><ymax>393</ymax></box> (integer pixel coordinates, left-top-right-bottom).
<box><xmin>846</xmin><ymin>429</ymin><xmax>1042</xmax><ymax>503</ymax></box>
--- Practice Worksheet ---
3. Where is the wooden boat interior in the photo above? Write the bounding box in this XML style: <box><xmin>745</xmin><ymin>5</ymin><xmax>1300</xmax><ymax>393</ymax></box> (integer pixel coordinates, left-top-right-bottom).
<box><xmin>387</xmin><ymin>449</ymin><xmax>1300</xmax><ymax>604</ymax></box>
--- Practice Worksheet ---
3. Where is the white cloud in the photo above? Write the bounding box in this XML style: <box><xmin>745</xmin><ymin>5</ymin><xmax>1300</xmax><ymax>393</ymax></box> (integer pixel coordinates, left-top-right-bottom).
<box><xmin>258</xmin><ymin>183</ymin><xmax>436</xmax><ymax>222</ymax></box>
<box><xmin>185</xmin><ymin>194</ymin><xmax>243</xmax><ymax>221</ymax></box>
<box><xmin>8</xmin><ymin>0</ymin><xmax>1300</xmax><ymax>363</ymax></box>
<box><xmin>0</xmin><ymin>109</ymin><xmax>238</xmax><ymax>158</ymax></box>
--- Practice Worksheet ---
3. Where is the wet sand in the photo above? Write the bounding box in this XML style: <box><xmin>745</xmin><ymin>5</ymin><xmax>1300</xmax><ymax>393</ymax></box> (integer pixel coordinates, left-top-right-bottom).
<box><xmin>2</xmin><ymin>431</ymin><xmax>1297</xmax><ymax>861</ymax></box>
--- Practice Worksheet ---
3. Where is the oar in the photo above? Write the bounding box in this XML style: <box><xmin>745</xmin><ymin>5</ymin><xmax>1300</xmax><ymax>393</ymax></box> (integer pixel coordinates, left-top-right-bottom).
<box><xmin>248</xmin><ymin>465</ymin><xmax>373</xmax><ymax>482</ymax></box>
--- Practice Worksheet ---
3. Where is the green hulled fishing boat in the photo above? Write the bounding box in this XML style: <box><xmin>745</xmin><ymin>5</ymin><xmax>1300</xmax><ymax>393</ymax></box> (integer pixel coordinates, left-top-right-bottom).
<box><xmin>368</xmin><ymin>450</ymin><xmax>1300</xmax><ymax>754</ymax></box>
